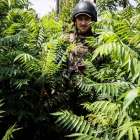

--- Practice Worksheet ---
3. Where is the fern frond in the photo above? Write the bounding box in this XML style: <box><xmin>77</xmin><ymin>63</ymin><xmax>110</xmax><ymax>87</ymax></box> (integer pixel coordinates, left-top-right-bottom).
<box><xmin>6</xmin><ymin>50</ymin><xmax>24</xmax><ymax>57</ymax></box>
<box><xmin>2</xmin><ymin>123</ymin><xmax>22</xmax><ymax>140</ymax></box>
<box><xmin>66</xmin><ymin>133</ymin><xmax>105</xmax><ymax>140</ymax></box>
<box><xmin>0</xmin><ymin>67</ymin><xmax>25</xmax><ymax>76</ymax></box>
<box><xmin>0</xmin><ymin>35</ymin><xmax>21</xmax><ymax>46</ymax></box>
<box><xmin>118</xmin><ymin>87</ymin><xmax>140</xmax><ymax>111</ymax></box>
<box><xmin>14</xmin><ymin>53</ymin><xmax>41</xmax><ymax>73</ymax></box>
<box><xmin>10</xmin><ymin>78</ymin><xmax>29</xmax><ymax>89</ymax></box>
<box><xmin>83</xmin><ymin>61</ymin><xmax>104</xmax><ymax>81</ymax></box>
<box><xmin>36</xmin><ymin>26</ymin><xmax>45</xmax><ymax>49</ymax></box>
<box><xmin>82</xmin><ymin>101</ymin><xmax>130</xmax><ymax>126</ymax></box>
<box><xmin>0</xmin><ymin>99</ymin><xmax>5</xmax><ymax>119</ymax></box>
<box><xmin>51</xmin><ymin>110</ymin><xmax>94</xmax><ymax>135</ymax></box>
<box><xmin>76</xmin><ymin>75</ymin><xmax>134</xmax><ymax>98</ymax></box>
<box><xmin>51</xmin><ymin>109</ymin><xmax>117</xmax><ymax>138</ymax></box>
<box><xmin>80</xmin><ymin>100</ymin><xmax>140</xmax><ymax>139</ymax></box>
<box><xmin>91</xmin><ymin>42</ymin><xmax>140</xmax><ymax>84</ymax></box>
<box><xmin>116</xmin><ymin>121</ymin><xmax>140</xmax><ymax>140</ymax></box>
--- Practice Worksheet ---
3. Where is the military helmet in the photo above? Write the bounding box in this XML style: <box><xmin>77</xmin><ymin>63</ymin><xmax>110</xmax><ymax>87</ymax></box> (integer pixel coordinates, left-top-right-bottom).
<box><xmin>72</xmin><ymin>1</ymin><xmax>97</xmax><ymax>22</ymax></box>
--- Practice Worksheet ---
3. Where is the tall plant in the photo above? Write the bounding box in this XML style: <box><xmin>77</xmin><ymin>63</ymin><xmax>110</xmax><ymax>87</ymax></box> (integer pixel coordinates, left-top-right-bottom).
<box><xmin>1</xmin><ymin>0</ymin><xmax>140</xmax><ymax>139</ymax></box>
<box><xmin>51</xmin><ymin>5</ymin><xmax>140</xmax><ymax>140</ymax></box>
<box><xmin>0</xmin><ymin>0</ymin><xmax>66</xmax><ymax>139</ymax></box>
<box><xmin>59</xmin><ymin>0</ymin><xmax>80</xmax><ymax>23</ymax></box>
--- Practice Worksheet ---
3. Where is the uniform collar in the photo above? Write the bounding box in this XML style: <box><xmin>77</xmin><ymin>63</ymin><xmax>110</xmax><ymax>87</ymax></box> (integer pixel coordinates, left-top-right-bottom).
<box><xmin>74</xmin><ymin>30</ymin><xmax>94</xmax><ymax>43</ymax></box>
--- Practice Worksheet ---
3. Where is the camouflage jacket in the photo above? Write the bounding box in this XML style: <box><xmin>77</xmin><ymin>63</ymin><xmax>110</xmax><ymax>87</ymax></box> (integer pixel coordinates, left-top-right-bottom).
<box><xmin>61</xmin><ymin>30</ymin><xmax>98</xmax><ymax>76</ymax></box>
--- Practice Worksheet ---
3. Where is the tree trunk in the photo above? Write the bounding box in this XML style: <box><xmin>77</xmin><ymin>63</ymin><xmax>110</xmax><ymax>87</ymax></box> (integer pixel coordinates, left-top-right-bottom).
<box><xmin>123</xmin><ymin>0</ymin><xmax>126</xmax><ymax>8</ymax></box>
<box><xmin>56</xmin><ymin>0</ymin><xmax>59</xmax><ymax>16</ymax></box>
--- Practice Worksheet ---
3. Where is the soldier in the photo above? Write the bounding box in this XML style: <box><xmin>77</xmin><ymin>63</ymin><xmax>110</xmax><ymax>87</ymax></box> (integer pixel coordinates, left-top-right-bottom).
<box><xmin>54</xmin><ymin>2</ymin><xmax>98</xmax><ymax>138</ymax></box>
<box><xmin>61</xmin><ymin>1</ymin><xmax>98</xmax><ymax>89</ymax></box>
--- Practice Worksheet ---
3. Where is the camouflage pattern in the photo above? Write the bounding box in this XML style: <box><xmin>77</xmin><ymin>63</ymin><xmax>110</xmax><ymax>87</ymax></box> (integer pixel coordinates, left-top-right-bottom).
<box><xmin>61</xmin><ymin>30</ymin><xmax>98</xmax><ymax>89</ymax></box>
<box><xmin>67</xmin><ymin>42</ymin><xmax>90</xmax><ymax>74</ymax></box>
<box><xmin>61</xmin><ymin>31</ymin><xmax>97</xmax><ymax>74</ymax></box>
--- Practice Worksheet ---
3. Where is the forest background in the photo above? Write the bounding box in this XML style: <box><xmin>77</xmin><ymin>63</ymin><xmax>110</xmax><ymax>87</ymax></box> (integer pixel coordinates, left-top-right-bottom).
<box><xmin>0</xmin><ymin>0</ymin><xmax>140</xmax><ymax>140</ymax></box>
<box><xmin>29</xmin><ymin>0</ymin><xmax>137</xmax><ymax>17</ymax></box>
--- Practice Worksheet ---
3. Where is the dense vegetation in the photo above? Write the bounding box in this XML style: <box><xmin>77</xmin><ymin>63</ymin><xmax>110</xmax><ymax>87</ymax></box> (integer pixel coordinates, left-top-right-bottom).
<box><xmin>0</xmin><ymin>0</ymin><xmax>140</xmax><ymax>139</ymax></box>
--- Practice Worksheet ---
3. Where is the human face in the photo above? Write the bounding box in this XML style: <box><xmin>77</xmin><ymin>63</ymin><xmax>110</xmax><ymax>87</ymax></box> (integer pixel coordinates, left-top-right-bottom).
<box><xmin>75</xmin><ymin>14</ymin><xmax>92</xmax><ymax>37</ymax></box>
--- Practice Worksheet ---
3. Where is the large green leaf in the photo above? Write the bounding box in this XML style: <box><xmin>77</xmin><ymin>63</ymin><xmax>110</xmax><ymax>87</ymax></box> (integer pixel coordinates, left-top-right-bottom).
<box><xmin>122</xmin><ymin>88</ymin><xmax>140</xmax><ymax>111</ymax></box>
<box><xmin>132</xmin><ymin>126</ymin><xmax>139</xmax><ymax>140</ymax></box>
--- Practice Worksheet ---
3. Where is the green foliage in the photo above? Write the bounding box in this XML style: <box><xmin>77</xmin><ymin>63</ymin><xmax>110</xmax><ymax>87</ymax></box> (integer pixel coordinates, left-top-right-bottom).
<box><xmin>1</xmin><ymin>0</ymin><xmax>140</xmax><ymax>139</ymax></box>
<box><xmin>52</xmin><ymin>94</ymin><xmax>140</xmax><ymax>140</ymax></box>
<box><xmin>59</xmin><ymin>0</ymin><xmax>80</xmax><ymax>23</ymax></box>
<box><xmin>51</xmin><ymin>4</ymin><xmax>140</xmax><ymax>140</ymax></box>
<box><xmin>66</xmin><ymin>133</ymin><xmax>105</xmax><ymax>140</ymax></box>
<box><xmin>0</xmin><ymin>99</ymin><xmax>5</xmax><ymax>120</ymax></box>
<box><xmin>0</xmin><ymin>0</ymin><xmax>67</xmax><ymax>139</ymax></box>
<box><xmin>0</xmin><ymin>99</ymin><xmax>21</xmax><ymax>140</ymax></box>
<box><xmin>2</xmin><ymin>123</ymin><xmax>22</xmax><ymax>140</ymax></box>
<box><xmin>96</xmin><ymin>0</ymin><xmax>130</xmax><ymax>13</ymax></box>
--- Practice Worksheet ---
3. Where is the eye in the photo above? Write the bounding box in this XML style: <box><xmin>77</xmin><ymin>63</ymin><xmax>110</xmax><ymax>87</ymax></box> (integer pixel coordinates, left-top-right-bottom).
<box><xmin>77</xmin><ymin>17</ymin><xmax>82</xmax><ymax>21</ymax></box>
<box><xmin>85</xmin><ymin>17</ymin><xmax>90</xmax><ymax>21</ymax></box>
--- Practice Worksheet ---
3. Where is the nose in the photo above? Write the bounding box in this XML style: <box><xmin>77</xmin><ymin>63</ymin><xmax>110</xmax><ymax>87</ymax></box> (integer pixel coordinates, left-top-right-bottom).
<box><xmin>81</xmin><ymin>19</ymin><xmax>87</xmax><ymax>25</ymax></box>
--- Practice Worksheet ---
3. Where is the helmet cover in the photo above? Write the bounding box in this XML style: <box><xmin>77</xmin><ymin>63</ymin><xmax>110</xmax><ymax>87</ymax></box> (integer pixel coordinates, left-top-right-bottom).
<box><xmin>72</xmin><ymin>1</ymin><xmax>97</xmax><ymax>22</ymax></box>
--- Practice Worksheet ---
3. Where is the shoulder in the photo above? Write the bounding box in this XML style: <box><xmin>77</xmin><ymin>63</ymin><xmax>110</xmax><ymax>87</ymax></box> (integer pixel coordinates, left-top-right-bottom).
<box><xmin>60</xmin><ymin>31</ymin><xmax>75</xmax><ymax>44</ymax></box>
<box><xmin>60</xmin><ymin>30</ymin><xmax>75</xmax><ymax>40</ymax></box>
<box><xmin>60</xmin><ymin>33</ymin><xmax>70</xmax><ymax>40</ymax></box>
